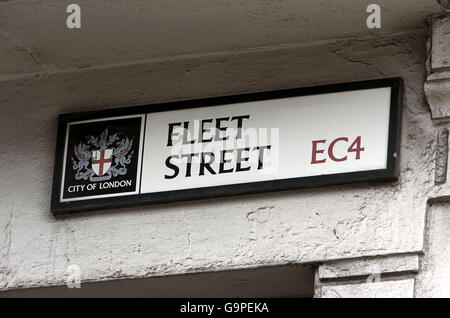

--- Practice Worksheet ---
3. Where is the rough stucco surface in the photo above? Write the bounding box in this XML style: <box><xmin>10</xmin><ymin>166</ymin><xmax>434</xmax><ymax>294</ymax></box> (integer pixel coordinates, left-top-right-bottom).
<box><xmin>318</xmin><ymin>254</ymin><xmax>419</xmax><ymax>280</ymax></box>
<box><xmin>321</xmin><ymin>279</ymin><xmax>415</xmax><ymax>298</ymax></box>
<box><xmin>425</xmin><ymin>16</ymin><xmax>450</xmax><ymax>119</ymax></box>
<box><xmin>431</xmin><ymin>16</ymin><xmax>450</xmax><ymax>70</ymax></box>
<box><xmin>0</xmin><ymin>30</ymin><xmax>439</xmax><ymax>290</ymax></box>
<box><xmin>0</xmin><ymin>0</ymin><xmax>443</xmax><ymax>77</ymax></box>
<box><xmin>416</xmin><ymin>202</ymin><xmax>450</xmax><ymax>297</ymax></box>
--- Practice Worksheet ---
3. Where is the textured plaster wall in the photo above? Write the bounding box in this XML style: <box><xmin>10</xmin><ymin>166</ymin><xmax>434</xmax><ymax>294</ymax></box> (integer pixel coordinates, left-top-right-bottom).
<box><xmin>321</xmin><ymin>279</ymin><xmax>415</xmax><ymax>298</ymax></box>
<box><xmin>0</xmin><ymin>30</ymin><xmax>437</xmax><ymax>290</ymax></box>
<box><xmin>0</xmin><ymin>0</ymin><xmax>443</xmax><ymax>77</ymax></box>
<box><xmin>416</xmin><ymin>202</ymin><xmax>450</xmax><ymax>297</ymax></box>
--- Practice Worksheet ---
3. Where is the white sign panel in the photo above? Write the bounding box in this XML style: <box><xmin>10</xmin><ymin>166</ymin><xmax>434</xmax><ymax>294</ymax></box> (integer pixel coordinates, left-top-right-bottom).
<box><xmin>52</xmin><ymin>78</ymin><xmax>402</xmax><ymax>214</ymax></box>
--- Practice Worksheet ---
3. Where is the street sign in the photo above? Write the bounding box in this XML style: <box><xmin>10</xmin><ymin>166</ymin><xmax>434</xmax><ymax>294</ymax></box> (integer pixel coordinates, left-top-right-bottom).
<box><xmin>51</xmin><ymin>78</ymin><xmax>402</xmax><ymax>214</ymax></box>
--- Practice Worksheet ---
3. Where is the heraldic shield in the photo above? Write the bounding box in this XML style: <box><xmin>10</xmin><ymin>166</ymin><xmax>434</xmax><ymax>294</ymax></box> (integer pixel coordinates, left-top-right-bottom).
<box><xmin>92</xmin><ymin>149</ymin><xmax>113</xmax><ymax>177</ymax></box>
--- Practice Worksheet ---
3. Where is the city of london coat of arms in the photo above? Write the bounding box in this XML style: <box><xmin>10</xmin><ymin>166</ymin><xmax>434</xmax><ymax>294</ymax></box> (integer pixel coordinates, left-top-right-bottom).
<box><xmin>71</xmin><ymin>129</ymin><xmax>134</xmax><ymax>182</ymax></box>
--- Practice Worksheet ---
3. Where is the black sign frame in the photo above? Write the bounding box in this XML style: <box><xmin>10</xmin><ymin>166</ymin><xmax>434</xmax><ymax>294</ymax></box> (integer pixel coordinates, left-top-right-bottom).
<box><xmin>51</xmin><ymin>77</ymin><xmax>403</xmax><ymax>215</ymax></box>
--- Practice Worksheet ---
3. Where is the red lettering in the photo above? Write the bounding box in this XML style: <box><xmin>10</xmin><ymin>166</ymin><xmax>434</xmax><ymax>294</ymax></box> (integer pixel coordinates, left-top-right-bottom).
<box><xmin>311</xmin><ymin>140</ymin><xmax>327</xmax><ymax>164</ymax></box>
<box><xmin>328</xmin><ymin>137</ymin><xmax>348</xmax><ymax>162</ymax></box>
<box><xmin>311</xmin><ymin>137</ymin><xmax>365</xmax><ymax>164</ymax></box>
<box><xmin>348</xmin><ymin>136</ymin><xmax>365</xmax><ymax>160</ymax></box>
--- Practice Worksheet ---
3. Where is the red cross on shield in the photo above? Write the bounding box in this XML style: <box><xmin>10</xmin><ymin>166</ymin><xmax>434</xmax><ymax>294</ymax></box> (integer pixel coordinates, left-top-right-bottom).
<box><xmin>92</xmin><ymin>149</ymin><xmax>113</xmax><ymax>177</ymax></box>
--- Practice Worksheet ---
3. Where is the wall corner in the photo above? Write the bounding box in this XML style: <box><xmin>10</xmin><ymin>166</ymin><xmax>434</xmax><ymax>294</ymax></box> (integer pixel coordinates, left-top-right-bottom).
<box><xmin>425</xmin><ymin>15</ymin><xmax>450</xmax><ymax>119</ymax></box>
<box><xmin>314</xmin><ymin>254</ymin><xmax>419</xmax><ymax>298</ymax></box>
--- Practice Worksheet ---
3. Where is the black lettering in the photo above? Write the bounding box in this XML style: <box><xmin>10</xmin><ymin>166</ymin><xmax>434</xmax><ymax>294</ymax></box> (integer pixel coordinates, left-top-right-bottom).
<box><xmin>182</xmin><ymin>121</ymin><xmax>196</xmax><ymax>145</ymax></box>
<box><xmin>199</xmin><ymin>119</ymin><xmax>214</xmax><ymax>143</ymax></box>
<box><xmin>181</xmin><ymin>153</ymin><xmax>199</xmax><ymax>177</ymax></box>
<box><xmin>231</xmin><ymin>115</ymin><xmax>250</xmax><ymax>139</ymax></box>
<box><xmin>214</xmin><ymin>117</ymin><xmax>230</xmax><ymax>142</ymax></box>
<box><xmin>253</xmin><ymin>145</ymin><xmax>272</xmax><ymax>170</ymax></box>
<box><xmin>167</xmin><ymin>122</ymin><xmax>182</xmax><ymax>147</ymax></box>
<box><xmin>236</xmin><ymin>147</ymin><xmax>251</xmax><ymax>172</ymax></box>
<box><xmin>199</xmin><ymin>152</ymin><xmax>216</xmax><ymax>176</ymax></box>
<box><xmin>165</xmin><ymin>155</ymin><xmax>180</xmax><ymax>179</ymax></box>
<box><xmin>219</xmin><ymin>149</ymin><xmax>234</xmax><ymax>174</ymax></box>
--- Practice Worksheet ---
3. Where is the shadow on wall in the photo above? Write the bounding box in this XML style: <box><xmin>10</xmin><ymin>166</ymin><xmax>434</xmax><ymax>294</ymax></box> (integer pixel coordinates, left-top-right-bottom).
<box><xmin>0</xmin><ymin>264</ymin><xmax>315</xmax><ymax>298</ymax></box>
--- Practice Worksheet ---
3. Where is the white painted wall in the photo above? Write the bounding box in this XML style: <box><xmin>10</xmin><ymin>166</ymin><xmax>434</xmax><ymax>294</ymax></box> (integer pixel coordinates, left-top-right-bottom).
<box><xmin>321</xmin><ymin>279</ymin><xmax>415</xmax><ymax>298</ymax></box>
<box><xmin>416</xmin><ymin>202</ymin><xmax>450</xmax><ymax>297</ymax></box>
<box><xmin>1</xmin><ymin>27</ymin><xmax>440</xmax><ymax>293</ymax></box>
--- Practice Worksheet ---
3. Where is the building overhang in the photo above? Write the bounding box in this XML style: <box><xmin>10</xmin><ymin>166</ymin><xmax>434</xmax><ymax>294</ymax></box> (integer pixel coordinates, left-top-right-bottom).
<box><xmin>0</xmin><ymin>0</ymin><xmax>447</xmax><ymax>79</ymax></box>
